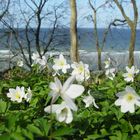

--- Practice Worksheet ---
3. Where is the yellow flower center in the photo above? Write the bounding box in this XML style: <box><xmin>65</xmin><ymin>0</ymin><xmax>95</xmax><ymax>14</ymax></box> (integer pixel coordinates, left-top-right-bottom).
<box><xmin>126</xmin><ymin>93</ymin><xmax>135</xmax><ymax>102</ymax></box>
<box><xmin>128</xmin><ymin>73</ymin><xmax>133</xmax><ymax>78</ymax></box>
<box><xmin>15</xmin><ymin>92</ymin><xmax>21</xmax><ymax>99</ymax></box>
<box><xmin>105</xmin><ymin>61</ymin><xmax>109</xmax><ymax>65</ymax></box>
<box><xmin>78</xmin><ymin>65</ymin><xmax>84</xmax><ymax>73</ymax></box>
<box><xmin>59</xmin><ymin>60</ymin><xmax>65</xmax><ymax>66</ymax></box>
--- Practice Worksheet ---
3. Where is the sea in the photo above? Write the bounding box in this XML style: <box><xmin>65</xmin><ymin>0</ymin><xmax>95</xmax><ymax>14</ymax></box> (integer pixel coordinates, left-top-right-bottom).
<box><xmin>0</xmin><ymin>28</ymin><xmax>140</xmax><ymax>71</ymax></box>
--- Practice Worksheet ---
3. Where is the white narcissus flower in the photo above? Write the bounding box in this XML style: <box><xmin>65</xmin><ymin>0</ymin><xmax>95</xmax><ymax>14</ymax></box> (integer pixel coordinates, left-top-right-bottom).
<box><xmin>105</xmin><ymin>68</ymin><xmax>115</xmax><ymax>80</ymax></box>
<box><xmin>115</xmin><ymin>86</ymin><xmax>140</xmax><ymax>113</ymax></box>
<box><xmin>17</xmin><ymin>60</ymin><xmax>23</xmax><ymax>67</ymax></box>
<box><xmin>83</xmin><ymin>91</ymin><xmax>99</xmax><ymax>108</ymax></box>
<box><xmin>71</xmin><ymin>61</ymin><xmax>90</xmax><ymax>82</ymax></box>
<box><xmin>123</xmin><ymin>66</ymin><xmax>138</xmax><ymax>82</ymax></box>
<box><xmin>24</xmin><ymin>87</ymin><xmax>32</xmax><ymax>102</ymax></box>
<box><xmin>49</xmin><ymin>76</ymin><xmax>85</xmax><ymax>111</ymax></box>
<box><xmin>104</xmin><ymin>58</ymin><xmax>111</xmax><ymax>69</ymax></box>
<box><xmin>52</xmin><ymin>54</ymin><xmax>70</xmax><ymax>74</ymax></box>
<box><xmin>44</xmin><ymin>102</ymin><xmax>73</xmax><ymax>124</ymax></box>
<box><xmin>7</xmin><ymin>86</ymin><xmax>25</xmax><ymax>103</ymax></box>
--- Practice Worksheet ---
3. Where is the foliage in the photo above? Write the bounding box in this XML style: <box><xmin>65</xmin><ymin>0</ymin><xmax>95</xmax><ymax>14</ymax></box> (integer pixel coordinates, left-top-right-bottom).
<box><xmin>1</xmin><ymin>66</ymin><xmax>140</xmax><ymax>140</ymax></box>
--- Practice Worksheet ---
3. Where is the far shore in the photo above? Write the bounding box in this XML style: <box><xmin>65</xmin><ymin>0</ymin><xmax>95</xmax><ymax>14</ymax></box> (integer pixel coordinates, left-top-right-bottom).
<box><xmin>1</xmin><ymin>50</ymin><xmax>140</xmax><ymax>72</ymax></box>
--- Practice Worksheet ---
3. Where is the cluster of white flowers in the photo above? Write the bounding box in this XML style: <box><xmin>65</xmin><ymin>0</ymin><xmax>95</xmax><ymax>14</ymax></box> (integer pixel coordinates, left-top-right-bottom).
<box><xmin>104</xmin><ymin>58</ymin><xmax>116</xmax><ymax>80</ymax></box>
<box><xmin>104</xmin><ymin>59</ymin><xmax>140</xmax><ymax>113</ymax></box>
<box><xmin>52</xmin><ymin>54</ymin><xmax>90</xmax><ymax>83</ymax></box>
<box><xmin>10</xmin><ymin>53</ymin><xmax>140</xmax><ymax>123</ymax></box>
<box><xmin>71</xmin><ymin>61</ymin><xmax>90</xmax><ymax>83</ymax></box>
<box><xmin>7</xmin><ymin>86</ymin><xmax>32</xmax><ymax>103</ymax></box>
<box><xmin>32</xmin><ymin>52</ymin><xmax>47</xmax><ymax>67</ymax></box>
<box><xmin>44</xmin><ymin>76</ymin><xmax>85</xmax><ymax>123</ymax></box>
<box><xmin>123</xmin><ymin>66</ymin><xmax>139</xmax><ymax>82</ymax></box>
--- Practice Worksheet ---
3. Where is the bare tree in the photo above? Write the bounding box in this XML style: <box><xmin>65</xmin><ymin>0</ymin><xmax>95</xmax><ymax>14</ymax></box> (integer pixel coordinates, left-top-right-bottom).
<box><xmin>0</xmin><ymin>0</ymin><xmax>10</xmax><ymax>21</ymax></box>
<box><xmin>113</xmin><ymin>0</ymin><xmax>138</xmax><ymax>66</ymax></box>
<box><xmin>1</xmin><ymin>0</ymin><xmax>65</xmax><ymax>69</ymax></box>
<box><xmin>88</xmin><ymin>0</ymin><xmax>111</xmax><ymax>70</ymax></box>
<box><xmin>70</xmin><ymin>0</ymin><xmax>79</xmax><ymax>62</ymax></box>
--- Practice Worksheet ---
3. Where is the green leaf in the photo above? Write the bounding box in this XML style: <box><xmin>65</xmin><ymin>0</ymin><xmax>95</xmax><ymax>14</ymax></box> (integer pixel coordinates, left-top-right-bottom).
<box><xmin>52</xmin><ymin>127</ymin><xmax>75</xmax><ymax>137</ymax></box>
<box><xmin>98</xmin><ymin>86</ymin><xmax>110</xmax><ymax>91</ymax></box>
<box><xmin>0</xmin><ymin>134</ymin><xmax>10</xmax><ymax>140</ymax></box>
<box><xmin>27</xmin><ymin>124</ymin><xmax>43</xmax><ymax>136</ymax></box>
<box><xmin>35</xmin><ymin>118</ymin><xmax>51</xmax><ymax>136</ymax></box>
<box><xmin>111</xmin><ymin>107</ymin><xmax>124</xmax><ymax>120</ymax></box>
<box><xmin>110</xmin><ymin>131</ymin><xmax>129</xmax><ymax>140</ymax></box>
<box><xmin>134</xmin><ymin>124</ymin><xmax>140</xmax><ymax>132</ymax></box>
<box><xmin>11</xmin><ymin>132</ymin><xmax>25</xmax><ymax>140</ymax></box>
<box><xmin>0</xmin><ymin>100</ymin><xmax>7</xmax><ymax>113</ymax></box>
<box><xmin>21</xmin><ymin>129</ymin><xmax>34</xmax><ymax>140</ymax></box>
<box><xmin>132</xmin><ymin>134</ymin><xmax>140</xmax><ymax>140</ymax></box>
<box><xmin>5</xmin><ymin>113</ymin><xmax>19</xmax><ymax>132</ymax></box>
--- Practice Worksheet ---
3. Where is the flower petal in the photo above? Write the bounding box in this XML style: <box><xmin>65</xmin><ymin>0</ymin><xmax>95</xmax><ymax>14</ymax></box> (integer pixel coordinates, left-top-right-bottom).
<box><xmin>125</xmin><ymin>86</ymin><xmax>136</xmax><ymax>94</ymax></box>
<box><xmin>62</xmin><ymin>94</ymin><xmax>77</xmax><ymax>111</ymax></box>
<box><xmin>44</xmin><ymin>104</ymin><xmax>60</xmax><ymax>113</ymax></box>
<box><xmin>65</xmin><ymin>84</ymin><xmax>85</xmax><ymax>99</ymax></box>
<box><xmin>116</xmin><ymin>91</ymin><xmax>126</xmax><ymax>97</ymax></box>
<box><xmin>55</xmin><ymin>77</ymin><xmax>62</xmax><ymax>89</ymax></box>
<box><xmin>93</xmin><ymin>98</ymin><xmax>99</xmax><ymax>109</ymax></box>
<box><xmin>115</xmin><ymin>98</ymin><xmax>123</xmax><ymax>106</ymax></box>
<box><xmin>62</xmin><ymin>76</ymin><xmax>75</xmax><ymax>93</ymax></box>
<box><xmin>66</xmin><ymin>108</ymin><xmax>73</xmax><ymax>124</ymax></box>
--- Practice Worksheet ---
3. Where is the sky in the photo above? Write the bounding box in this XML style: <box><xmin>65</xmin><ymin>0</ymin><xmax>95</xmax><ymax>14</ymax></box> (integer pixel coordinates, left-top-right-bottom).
<box><xmin>75</xmin><ymin>0</ymin><xmax>140</xmax><ymax>28</ymax></box>
<box><xmin>8</xmin><ymin>0</ymin><xmax>140</xmax><ymax>28</ymax></box>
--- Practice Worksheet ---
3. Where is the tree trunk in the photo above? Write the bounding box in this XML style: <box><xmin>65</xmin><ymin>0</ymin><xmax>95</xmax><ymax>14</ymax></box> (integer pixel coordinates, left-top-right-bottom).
<box><xmin>70</xmin><ymin>0</ymin><xmax>79</xmax><ymax>62</ymax></box>
<box><xmin>97</xmin><ymin>48</ymin><xmax>102</xmax><ymax>70</ymax></box>
<box><xmin>128</xmin><ymin>26</ymin><xmax>136</xmax><ymax>66</ymax></box>
<box><xmin>113</xmin><ymin>0</ymin><xmax>138</xmax><ymax>67</ymax></box>
<box><xmin>93</xmin><ymin>11</ymin><xmax>102</xmax><ymax>70</ymax></box>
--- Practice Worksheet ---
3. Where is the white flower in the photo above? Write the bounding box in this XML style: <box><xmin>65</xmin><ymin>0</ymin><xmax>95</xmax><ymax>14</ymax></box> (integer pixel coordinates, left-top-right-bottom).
<box><xmin>7</xmin><ymin>86</ymin><xmax>25</xmax><ymax>103</ymax></box>
<box><xmin>115</xmin><ymin>86</ymin><xmax>140</xmax><ymax>113</ymax></box>
<box><xmin>135</xmin><ymin>67</ymin><xmax>139</xmax><ymax>74</ymax></box>
<box><xmin>83</xmin><ymin>91</ymin><xmax>99</xmax><ymax>108</ymax></box>
<box><xmin>32</xmin><ymin>52</ymin><xmax>40</xmax><ymax>62</ymax></box>
<box><xmin>71</xmin><ymin>61</ymin><xmax>90</xmax><ymax>82</ymax></box>
<box><xmin>105</xmin><ymin>68</ymin><xmax>115</xmax><ymax>80</ymax></box>
<box><xmin>38</xmin><ymin>56</ymin><xmax>47</xmax><ymax>66</ymax></box>
<box><xmin>32</xmin><ymin>52</ymin><xmax>47</xmax><ymax>66</ymax></box>
<box><xmin>104</xmin><ymin>58</ymin><xmax>111</xmax><ymax>69</ymax></box>
<box><xmin>123</xmin><ymin>66</ymin><xmax>138</xmax><ymax>82</ymax></box>
<box><xmin>52</xmin><ymin>54</ymin><xmax>70</xmax><ymax>74</ymax></box>
<box><xmin>24</xmin><ymin>87</ymin><xmax>32</xmax><ymax>102</ymax></box>
<box><xmin>49</xmin><ymin>76</ymin><xmax>85</xmax><ymax>111</ymax></box>
<box><xmin>17</xmin><ymin>60</ymin><xmax>23</xmax><ymax>67</ymax></box>
<box><xmin>44</xmin><ymin>102</ymin><xmax>73</xmax><ymax>124</ymax></box>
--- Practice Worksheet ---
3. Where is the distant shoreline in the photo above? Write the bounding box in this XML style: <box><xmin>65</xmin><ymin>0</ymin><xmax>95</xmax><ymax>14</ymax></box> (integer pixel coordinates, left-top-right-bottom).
<box><xmin>1</xmin><ymin>50</ymin><xmax>140</xmax><ymax>72</ymax></box>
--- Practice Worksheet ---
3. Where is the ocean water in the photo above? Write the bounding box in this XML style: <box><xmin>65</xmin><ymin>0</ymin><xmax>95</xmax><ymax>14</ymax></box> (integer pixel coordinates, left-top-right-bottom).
<box><xmin>0</xmin><ymin>28</ymin><xmax>140</xmax><ymax>71</ymax></box>
<box><xmin>0</xmin><ymin>28</ymin><xmax>140</xmax><ymax>51</ymax></box>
